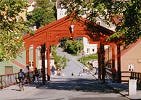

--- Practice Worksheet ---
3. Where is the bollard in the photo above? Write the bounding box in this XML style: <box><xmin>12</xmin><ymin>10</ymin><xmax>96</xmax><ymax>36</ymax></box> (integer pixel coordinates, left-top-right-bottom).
<box><xmin>129</xmin><ymin>79</ymin><xmax>137</xmax><ymax>96</ymax></box>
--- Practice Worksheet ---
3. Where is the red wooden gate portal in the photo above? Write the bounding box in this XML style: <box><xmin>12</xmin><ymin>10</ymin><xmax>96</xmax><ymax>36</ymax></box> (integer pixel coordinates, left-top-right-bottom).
<box><xmin>23</xmin><ymin>14</ymin><xmax>121</xmax><ymax>83</ymax></box>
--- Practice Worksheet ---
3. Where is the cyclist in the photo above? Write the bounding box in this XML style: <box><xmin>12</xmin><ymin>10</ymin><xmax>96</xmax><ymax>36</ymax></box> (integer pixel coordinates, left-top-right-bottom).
<box><xmin>18</xmin><ymin>69</ymin><xmax>25</xmax><ymax>91</ymax></box>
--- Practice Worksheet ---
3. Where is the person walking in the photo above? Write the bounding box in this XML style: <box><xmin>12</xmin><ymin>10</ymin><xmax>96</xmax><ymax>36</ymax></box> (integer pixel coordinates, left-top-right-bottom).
<box><xmin>33</xmin><ymin>68</ymin><xmax>39</xmax><ymax>83</ymax></box>
<box><xmin>24</xmin><ymin>65</ymin><xmax>31</xmax><ymax>84</ymax></box>
<box><xmin>111</xmin><ymin>67</ymin><xmax>116</xmax><ymax>82</ymax></box>
<box><xmin>51</xmin><ymin>66</ymin><xmax>56</xmax><ymax>76</ymax></box>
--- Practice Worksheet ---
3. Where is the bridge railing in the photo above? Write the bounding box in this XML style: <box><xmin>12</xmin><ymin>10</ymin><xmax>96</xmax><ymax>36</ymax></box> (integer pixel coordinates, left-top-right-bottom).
<box><xmin>0</xmin><ymin>73</ymin><xmax>18</xmax><ymax>89</ymax></box>
<box><xmin>105</xmin><ymin>68</ymin><xmax>141</xmax><ymax>84</ymax></box>
<box><xmin>121</xmin><ymin>71</ymin><xmax>141</xmax><ymax>84</ymax></box>
<box><xmin>130</xmin><ymin>72</ymin><xmax>141</xmax><ymax>83</ymax></box>
<box><xmin>0</xmin><ymin>69</ymin><xmax>44</xmax><ymax>89</ymax></box>
<box><xmin>121</xmin><ymin>71</ymin><xmax>131</xmax><ymax>83</ymax></box>
<box><xmin>105</xmin><ymin>67</ymin><xmax>112</xmax><ymax>80</ymax></box>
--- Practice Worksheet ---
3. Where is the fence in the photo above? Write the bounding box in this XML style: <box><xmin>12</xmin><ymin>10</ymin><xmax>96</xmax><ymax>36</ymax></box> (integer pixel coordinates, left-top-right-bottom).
<box><xmin>0</xmin><ymin>73</ymin><xmax>18</xmax><ymax>89</ymax></box>
<box><xmin>105</xmin><ymin>67</ymin><xmax>112</xmax><ymax>80</ymax></box>
<box><xmin>0</xmin><ymin>69</ymin><xmax>44</xmax><ymax>89</ymax></box>
<box><xmin>106</xmin><ymin>68</ymin><xmax>141</xmax><ymax>84</ymax></box>
<box><xmin>131</xmin><ymin>72</ymin><xmax>141</xmax><ymax>84</ymax></box>
<box><xmin>121</xmin><ymin>71</ymin><xmax>131</xmax><ymax>83</ymax></box>
<box><xmin>1</xmin><ymin>69</ymin><xmax>141</xmax><ymax>89</ymax></box>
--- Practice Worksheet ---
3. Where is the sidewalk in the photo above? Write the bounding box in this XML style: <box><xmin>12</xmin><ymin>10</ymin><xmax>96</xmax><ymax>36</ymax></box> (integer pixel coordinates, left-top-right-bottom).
<box><xmin>107</xmin><ymin>81</ymin><xmax>141</xmax><ymax>100</ymax></box>
<box><xmin>0</xmin><ymin>84</ymin><xmax>39</xmax><ymax>100</ymax></box>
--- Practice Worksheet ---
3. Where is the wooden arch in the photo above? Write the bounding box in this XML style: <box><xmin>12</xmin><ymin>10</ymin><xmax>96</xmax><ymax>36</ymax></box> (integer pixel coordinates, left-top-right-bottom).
<box><xmin>23</xmin><ymin>15</ymin><xmax>121</xmax><ymax>83</ymax></box>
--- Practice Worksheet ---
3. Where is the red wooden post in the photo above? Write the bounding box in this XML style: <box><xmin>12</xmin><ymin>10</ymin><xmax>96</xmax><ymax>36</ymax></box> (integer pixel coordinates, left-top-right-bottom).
<box><xmin>97</xmin><ymin>42</ymin><xmax>102</xmax><ymax>80</ymax></box>
<box><xmin>97</xmin><ymin>42</ymin><xmax>100</xmax><ymax>79</ymax></box>
<box><xmin>111</xmin><ymin>43</ymin><xmax>116</xmax><ymax>69</ymax></box>
<box><xmin>26</xmin><ymin>47</ymin><xmax>29</xmax><ymax>65</ymax></box>
<box><xmin>33</xmin><ymin>45</ymin><xmax>36</xmax><ymax>70</ymax></box>
<box><xmin>101</xmin><ymin>43</ymin><xmax>105</xmax><ymax>83</ymax></box>
<box><xmin>46</xmin><ymin>44</ymin><xmax>51</xmax><ymax>81</ymax></box>
<box><xmin>41</xmin><ymin>44</ymin><xmax>46</xmax><ymax>84</ymax></box>
<box><xmin>117</xmin><ymin>44</ymin><xmax>121</xmax><ymax>83</ymax></box>
<box><xmin>111</xmin><ymin>43</ymin><xmax>116</xmax><ymax>82</ymax></box>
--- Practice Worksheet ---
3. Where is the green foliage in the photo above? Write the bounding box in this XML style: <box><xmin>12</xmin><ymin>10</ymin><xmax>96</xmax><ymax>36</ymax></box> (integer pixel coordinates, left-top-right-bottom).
<box><xmin>27</xmin><ymin>0</ymin><xmax>56</xmax><ymax>28</ymax></box>
<box><xmin>61</xmin><ymin>39</ymin><xmax>83</xmax><ymax>55</ymax></box>
<box><xmin>79</xmin><ymin>54</ymin><xmax>98</xmax><ymax>67</ymax></box>
<box><xmin>62</xmin><ymin>0</ymin><xmax>141</xmax><ymax>46</ymax></box>
<box><xmin>51</xmin><ymin>46</ymin><xmax>67</xmax><ymax>69</ymax></box>
<box><xmin>122</xmin><ymin>0</ymin><xmax>141</xmax><ymax>45</ymax></box>
<box><xmin>0</xmin><ymin>0</ymin><xmax>28</xmax><ymax>61</ymax></box>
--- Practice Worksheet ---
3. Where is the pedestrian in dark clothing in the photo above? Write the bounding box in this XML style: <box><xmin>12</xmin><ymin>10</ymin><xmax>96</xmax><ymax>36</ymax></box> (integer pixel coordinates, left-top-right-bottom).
<box><xmin>51</xmin><ymin>66</ymin><xmax>55</xmax><ymax>75</ymax></box>
<box><xmin>18</xmin><ymin>69</ymin><xmax>25</xmax><ymax>91</ymax></box>
<box><xmin>33</xmin><ymin>68</ymin><xmax>39</xmax><ymax>83</ymax></box>
<box><xmin>71</xmin><ymin>73</ymin><xmax>74</xmax><ymax>76</ymax></box>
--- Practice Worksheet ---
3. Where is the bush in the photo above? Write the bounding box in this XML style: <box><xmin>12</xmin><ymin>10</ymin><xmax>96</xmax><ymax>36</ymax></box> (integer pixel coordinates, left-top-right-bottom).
<box><xmin>79</xmin><ymin>54</ymin><xmax>98</xmax><ymax>68</ymax></box>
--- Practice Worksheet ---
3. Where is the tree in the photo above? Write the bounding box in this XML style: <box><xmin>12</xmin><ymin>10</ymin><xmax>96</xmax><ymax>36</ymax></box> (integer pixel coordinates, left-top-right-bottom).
<box><xmin>121</xmin><ymin>0</ymin><xmax>141</xmax><ymax>46</ymax></box>
<box><xmin>51</xmin><ymin>46</ymin><xmax>67</xmax><ymax>69</ymax></box>
<box><xmin>27</xmin><ymin>0</ymin><xmax>56</xmax><ymax>28</ymax></box>
<box><xmin>0</xmin><ymin>0</ymin><xmax>28</xmax><ymax>61</ymax></box>
<box><xmin>61</xmin><ymin>39</ymin><xmax>83</xmax><ymax>55</ymax></box>
<box><xmin>61</xmin><ymin>0</ymin><xmax>141</xmax><ymax>46</ymax></box>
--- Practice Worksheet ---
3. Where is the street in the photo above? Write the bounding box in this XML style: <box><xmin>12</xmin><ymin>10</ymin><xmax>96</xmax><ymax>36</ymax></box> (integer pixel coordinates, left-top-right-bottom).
<box><xmin>0</xmin><ymin>48</ymin><xmax>128</xmax><ymax>100</ymax></box>
<box><xmin>0</xmin><ymin>78</ymin><xmax>128</xmax><ymax>100</ymax></box>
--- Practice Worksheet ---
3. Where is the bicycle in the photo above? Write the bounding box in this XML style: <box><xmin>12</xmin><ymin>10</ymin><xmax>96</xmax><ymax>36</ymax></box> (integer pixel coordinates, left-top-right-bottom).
<box><xmin>18</xmin><ymin>78</ymin><xmax>24</xmax><ymax>91</ymax></box>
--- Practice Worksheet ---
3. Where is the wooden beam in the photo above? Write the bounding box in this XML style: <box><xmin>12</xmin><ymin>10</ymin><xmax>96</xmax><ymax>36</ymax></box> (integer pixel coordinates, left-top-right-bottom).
<box><xmin>41</xmin><ymin>44</ymin><xmax>46</xmax><ymax>84</ymax></box>
<box><xmin>98</xmin><ymin>42</ymin><xmax>102</xmax><ymax>80</ymax></box>
<box><xmin>26</xmin><ymin>47</ymin><xmax>29</xmax><ymax>65</ymax></box>
<box><xmin>117</xmin><ymin>44</ymin><xmax>121</xmax><ymax>83</ymax></box>
<box><xmin>33</xmin><ymin>45</ymin><xmax>37</xmax><ymax>70</ymax></box>
<box><xmin>46</xmin><ymin>45</ymin><xmax>51</xmax><ymax>81</ymax></box>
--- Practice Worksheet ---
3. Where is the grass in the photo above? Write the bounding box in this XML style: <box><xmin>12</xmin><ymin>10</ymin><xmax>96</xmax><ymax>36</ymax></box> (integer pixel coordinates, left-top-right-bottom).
<box><xmin>78</xmin><ymin>54</ymin><xmax>98</xmax><ymax>67</ymax></box>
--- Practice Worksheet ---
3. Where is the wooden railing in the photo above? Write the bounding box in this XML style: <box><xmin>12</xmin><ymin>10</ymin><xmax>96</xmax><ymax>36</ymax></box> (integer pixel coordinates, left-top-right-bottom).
<box><xmin>0</xmin><ymin>69</ymin><xmax>43</xmax><ymax>89</ymax></box>
<box><xmin>0</xmin><ymin>73</ymin><xmax>18</xmax><ymax>89</ymax></box>
<box><xmin>106</xmin><ymin>69</ymin><xmax>141</xmax><ymax>84</ymax></box>
<box><xmin>131</xmin><ymin>72</ymin><xmax>141</xmax><ymax>84</ymax></box>
<box><xmin>1</xmin><ymin>69</ymin><xmax>141</xmax><ymax>89</ymax></box>
<box><xmin>105</xmin><ymin>67</ymin><xmax>112</xmax><ymax>80</ymax></box>
<box><xmin>121</xmin><ymin>71</ymin><xmax>131</xmax><ymax>83</ymax></box>
<box><xmin>121</xmin><ymin>71</ymin><xmax>141</xmax><ymax>84</ymax></box>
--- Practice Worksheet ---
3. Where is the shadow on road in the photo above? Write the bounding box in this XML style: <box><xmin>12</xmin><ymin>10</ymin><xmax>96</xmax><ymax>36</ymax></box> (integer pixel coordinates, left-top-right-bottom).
<box><xmin>35</xmin><ymin>78</ymin><xmax>115</xmax><ymax>93</ymax></box>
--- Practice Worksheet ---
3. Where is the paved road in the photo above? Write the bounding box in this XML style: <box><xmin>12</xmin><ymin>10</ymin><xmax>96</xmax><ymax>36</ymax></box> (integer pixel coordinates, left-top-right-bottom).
<box><xmin>0</xmin><ymin>48</ymin><xmax>129</xmax><ymax>100</ymax></box>
<box><xmin>0</xmin><ymin>78</ymin><xmax>128</xmax><ymax>100</ymax></box>
<box><xmin>57</xmin><ymin>48</ymin><xmax>96</xmax><ymax>79</ymax></box>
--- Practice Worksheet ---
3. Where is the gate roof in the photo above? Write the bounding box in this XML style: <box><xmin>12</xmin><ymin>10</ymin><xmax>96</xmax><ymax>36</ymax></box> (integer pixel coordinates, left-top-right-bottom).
<box><xmin>23</xmin><ymin>15</ymin><xmax>115</xmax><ymax>48</ymax></box>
